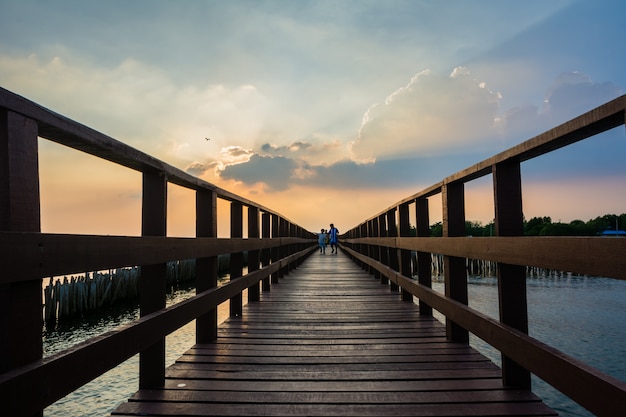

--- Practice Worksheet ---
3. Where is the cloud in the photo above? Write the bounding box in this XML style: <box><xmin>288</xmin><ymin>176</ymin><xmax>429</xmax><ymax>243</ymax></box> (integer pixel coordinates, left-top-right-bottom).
<box><xmin>349</xmin><ymin>67</ymin><xmax>501</xmax><ymax>162</ymax></box>
<box><xmin>220</xmin><ymin>154</ymin><xmax>298</xmax><ymax>191</ymax></box>
<box><xmin>0</xmin><ymin>53</ymin><xmax>272</xmax><ymax>165</ymax></box>
<box><xmin>350</xmin><ymin>67</ymin><xmax>623</xmax><ymax>164</ymax></box>
<box><xmin>543</xmin><ymin>71</ymin><xmax>623</xmax><ymax>124</ymax></box>
<box><xmin>211</xmin><ymin>69</ymin><xmax>623</xmax><ymax>193</ymax></box>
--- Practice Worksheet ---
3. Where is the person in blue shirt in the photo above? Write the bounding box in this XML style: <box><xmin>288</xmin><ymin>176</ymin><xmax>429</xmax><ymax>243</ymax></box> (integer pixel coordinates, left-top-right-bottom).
<box><xmin>328</xmin><ymin>223</ymin><xmax>339</xmax><ymax>254</ymax></box>
<box><xmin>318</xmin><ymin>229</ymin><xmax>327</xmax><ymax>253</ymax></box>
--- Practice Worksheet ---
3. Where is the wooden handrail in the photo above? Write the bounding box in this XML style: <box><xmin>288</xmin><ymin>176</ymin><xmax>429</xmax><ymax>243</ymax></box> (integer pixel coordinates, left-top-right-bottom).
<box><xmin>345</xmin><ymin>236</ymin><xmax>626</xmax><ymax>281</ymax></box>
<box><xmin>341</xmin><ymin>245</ymin><xmax>626</xmax><ymax>417</ymax></box>
<box><xmin>341</xmin><ymin>94</ymin><xmax>626</xmax><ymax>416</ymax></box>
<box><xmin>0</xmin><ymin>232</ymin><xmax>310</xmax><ymax>283</ymax></box>
<box><xmin>2</xmin><ymin>86</ymin><xmax>625</xmax><ymax>417</ymax></box>
<box><xmin>0</xmin><ymin>245</ymin><xmax>317</xmax><ymax>417</ymax></box>
<box><xmin>1</xmin><ymin>86</ymin><xmax>317</xmax><ymax>416</ymax></box>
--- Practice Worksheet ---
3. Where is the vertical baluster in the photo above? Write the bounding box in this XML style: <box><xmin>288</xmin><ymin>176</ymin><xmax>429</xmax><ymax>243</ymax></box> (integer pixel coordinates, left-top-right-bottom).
<box><xmin>196</xmin><ymin>189</ymin><xmax>217</xmax><ymax>342</ymax></box>
<box><xmin>399</xmin><ymin>202</ymin><xmax>412</xmax><ymax>301</ymax></box>
<box><xmin>271</xmin><ymin>214</ymin><xmax>279</xmax><ymax>284</ymax></box>
<box><xmin>278</xmin><ymin>218</ymin><xmax>289</xmax><ymax>278</ymax></box>
<box><xmin>416</xmin><ymin>197</ymin><xmax>433</xmax><ymax>316</ymax></box>
<box><xmin>288</xmin><ymin>222</ymin><xmax>296</xmax><ymax>271</ymax></box>
<box><xmin>378</xmin><ymin>213</ymin><xmax>389</xmax><ymax>285</ymax></box>
<box><xmin>364</xmin><ymin>220</ymin><xmax>368</xmax><ymax>272</ymax></box>
<box><xmin>261</xmin><ymin>212</ymin><xmax>271</xmax><ymax>291</ymax></box>
<box><xmin>230</xmin><ymin>201</ymin><xmax>243</xmax><ymax>317</ymax></box>
<box><xmin>358</xmin><ymin>223</ymin><xmax>366</xmax><ymax>268</ymax></box>
<box><xmin>140</xmin><ymin>171</ymin><xmax>167</xmax><ymax>388</ymax></box>
<box><xmin>248</xmin><ymin>206</ymin><xmax>260</xmax><ymax>302</ymax></box>
<box><xmin>388</xmin><ymin>208</ymin><xmax>399</xmax><ymax>293</ymax></box>
<box><xmin>372</xmin><ymin>217</ymin><xmax>381</xmax><ymax>280</ymax></box>
<box><xmin>493</xmin><ymin>160</ymin><xmax>531</xmax><ymax>388</ymax></box>
<box><xmin>442</xmin><ymin>181</ymin><xmax>469</xmax><ymax>343</ymax></box>
<box><xmin>0</xmin><ymin>110</ymin><xmax>43</xmax><ymax>417</ymax></box>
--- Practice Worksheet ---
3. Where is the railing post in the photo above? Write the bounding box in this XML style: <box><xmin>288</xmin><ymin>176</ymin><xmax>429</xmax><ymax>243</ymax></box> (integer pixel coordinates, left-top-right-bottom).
<box><xmin>0</xmin><ymin>111</ymin><xmax>43</xmax><ymax>417</ymax></box>
<box><xmin>289</xmin><ymin>222</ymin><xmax>297</xmax><ymax>270</ymax></box>
<box><xmin>248</xmin><ymin>206</ymin><xmax>260</xmax><ymax>302</ymax></box>
<box><xmin>399</xmin><ymin>202</ymin><xmax>413</xmax><ymax>301</ymax></box>
<box><xmin>196</xmin><ymin>189</ymin><xmax>218</xmax><ymax>342</ymax></box>
<box><xmin>372</xmin><ymin>217</ymin><xmax>381</xmax><ymax>280</ymax></box>
<box><xmin>442</xmin><ymin>181</ymin><xmax>469</xmax><ymax>343</ymax></box>
<box><xmin>366</xmin><ymin>220</ymin><xmax>374</xmax><ymax>274</ymax></box>
<box><xmin>493</xmin><ymin>160</ymin><xmax>531</xmax><ymax>388</ymax></box>
<box><xmin>261</xmin><ymin>212</ymin><xmax>271</xmax><ymax>291</ymax></box>
<box><xmin>230</xmin><ymin>201</ymin><xmax>243</xmax><ymax>317</ymax></box>
<box><xmin>378</xmin><ymin>213</ymin><xmax>389</xmax><ymax>285</ymax></box>
<box><xmin>278</xmin><ymin>218</ymin><xmax>289</xmax><ymax>278</ymax></box>
<box><xmin>353</xmin><ymin>221</ymin><xmax>372</xmax><ymax>268</ymax></box>
<box><xmin>140</xmin><ymin>171</ymin><xmax>167</xmax><ymax>388</ymax></box>
<box><xmin>416</xmin><ymin>197</ymin><xmax>433</xmax><ymax>316</ymax></box>
<box><xmin>387</xmin><ymin>208</ymin><xmax>400</xmax><ymax>293</ymax></box>
<box><xmin>271</xmin><ymin>214</ymin><xmax>279</xmax><ymax>284</ymax></box>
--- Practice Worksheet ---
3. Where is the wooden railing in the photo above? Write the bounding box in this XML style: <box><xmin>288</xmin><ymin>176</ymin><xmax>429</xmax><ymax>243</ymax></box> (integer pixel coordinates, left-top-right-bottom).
<box><xmin>341</xmin><ymin>94</ymin><xmax>626</xmax><ymax>416</ymax></box>
<box><xmin>0</xmin><ymin>87</ymin><xmax>317</xmax><ymax>417</ymax></box>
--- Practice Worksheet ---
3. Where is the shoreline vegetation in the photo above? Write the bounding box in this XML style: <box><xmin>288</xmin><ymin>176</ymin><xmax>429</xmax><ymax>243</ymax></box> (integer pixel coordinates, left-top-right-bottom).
<box><xmin>427</xmin><ymin>213</ymin><xmax>626</xmax><ymax>237</ymax></box>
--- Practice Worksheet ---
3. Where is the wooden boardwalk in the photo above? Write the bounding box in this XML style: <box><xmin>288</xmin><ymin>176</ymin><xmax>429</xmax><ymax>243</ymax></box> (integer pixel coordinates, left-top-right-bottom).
<box><xmin>110</xmin><ymin>251</ymin><xmax>557</xmax><ymax>416</ymax></box>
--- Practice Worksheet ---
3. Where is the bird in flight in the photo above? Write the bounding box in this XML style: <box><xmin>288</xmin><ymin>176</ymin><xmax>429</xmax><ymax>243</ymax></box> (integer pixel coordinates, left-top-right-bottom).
<box><xmin>205</xmin><ymin>137</ymin><xmax>211</xmax><ymax>141</ymax></box>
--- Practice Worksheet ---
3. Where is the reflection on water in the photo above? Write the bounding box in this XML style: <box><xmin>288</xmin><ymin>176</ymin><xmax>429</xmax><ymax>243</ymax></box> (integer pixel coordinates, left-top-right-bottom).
<box><xmin>432</xmin><ymin>274</ymin><xmax>626</xmax><ymax>417</ymax></box>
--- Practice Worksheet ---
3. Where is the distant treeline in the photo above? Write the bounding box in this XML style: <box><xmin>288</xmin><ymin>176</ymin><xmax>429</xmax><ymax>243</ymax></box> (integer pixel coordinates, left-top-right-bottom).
<box><xmin>425</xmin><ymin>213</ymin><xmax>626</xmax><ymax>237</ymax></box>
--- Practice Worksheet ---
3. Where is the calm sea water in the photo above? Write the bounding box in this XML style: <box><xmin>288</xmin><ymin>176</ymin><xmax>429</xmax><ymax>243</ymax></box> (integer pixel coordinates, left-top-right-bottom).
<box><xmin>432</xmin><ymin>274</ymin><xmax>626</xmax><ymax>417</ymax></box>
<box><xmin>43</xmin><ymin>275</ymin><xmax>626</xmax><ymax>417</ymax></box>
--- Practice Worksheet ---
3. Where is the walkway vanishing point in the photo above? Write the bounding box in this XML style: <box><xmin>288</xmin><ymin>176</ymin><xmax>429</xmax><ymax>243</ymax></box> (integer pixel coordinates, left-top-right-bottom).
<box><xmin>110</xmin><ymin>251</ymin><xmax>556</xmax><ymax>417</ymax></box>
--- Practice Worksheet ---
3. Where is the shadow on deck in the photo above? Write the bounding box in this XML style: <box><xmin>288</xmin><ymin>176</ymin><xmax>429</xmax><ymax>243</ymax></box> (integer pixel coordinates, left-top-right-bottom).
<box><xmin>110</xmin><ymin>251</ymin><xmax>556</xmax><ymax>416</ymax></box>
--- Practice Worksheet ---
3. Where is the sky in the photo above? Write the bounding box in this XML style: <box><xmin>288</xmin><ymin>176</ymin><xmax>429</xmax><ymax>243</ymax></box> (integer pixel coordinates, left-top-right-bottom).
<box><xmin>1</xmin><ymin>0</ymin><xmax>625</xmax><ymax>237</ymax></box>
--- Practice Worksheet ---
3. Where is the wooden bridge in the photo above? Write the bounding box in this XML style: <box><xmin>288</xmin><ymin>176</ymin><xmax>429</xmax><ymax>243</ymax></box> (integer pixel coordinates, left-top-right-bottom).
<box><xmin>111</xmin><ymin>251</ymin><xmax>556</xmax><ymax>416</ymax></box>
<box><xmin>1</xmin><ymin>87</ymin><xmax>626</xmax><ymax>417</ymax></box>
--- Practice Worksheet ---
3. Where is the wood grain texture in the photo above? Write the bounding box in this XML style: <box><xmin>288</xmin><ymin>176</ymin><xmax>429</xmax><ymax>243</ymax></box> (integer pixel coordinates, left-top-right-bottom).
<box><xmin>110</xmin><ymin>252</ymin><xmax>556</xmax><ymax>416</ymax></box>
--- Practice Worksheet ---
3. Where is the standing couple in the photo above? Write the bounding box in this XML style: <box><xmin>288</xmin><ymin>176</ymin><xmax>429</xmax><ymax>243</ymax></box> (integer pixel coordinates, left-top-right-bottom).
<box><xmin>318</xmin><ymin>223</ymin><xmax>339</xmax><ymax>254</ymax></box>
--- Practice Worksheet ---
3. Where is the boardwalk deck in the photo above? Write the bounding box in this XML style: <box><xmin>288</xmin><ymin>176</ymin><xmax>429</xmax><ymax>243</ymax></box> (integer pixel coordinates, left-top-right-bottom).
<box><xmin>110</xmin><ymin>251</ymin><xmax>557</xmax><ymax>416</ymax></box>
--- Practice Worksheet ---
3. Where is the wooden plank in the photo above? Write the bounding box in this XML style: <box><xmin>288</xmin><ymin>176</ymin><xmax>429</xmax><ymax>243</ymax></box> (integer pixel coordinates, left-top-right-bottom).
<box><xmin>109</xmin><ymin>252</ymin><xmax>557</xmax><ymax>417</ymax></box>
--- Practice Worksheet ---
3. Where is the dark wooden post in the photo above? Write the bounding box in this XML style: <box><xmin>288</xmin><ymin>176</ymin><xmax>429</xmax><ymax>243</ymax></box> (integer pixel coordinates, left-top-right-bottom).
<box><xmin>493</xmin><ymin>160</ymin><xmax>531</xmax><ymax>388</ymax></box>
<box><xmin>278</xmin><ymin>218</ymin><xmax>289</xmax><ymax>278</ymax></box>
<box><xmin>230</xmin><ymin>201</ymin><xmax>243</xmax><ymax>317</ymax></box>
<box><xmin>271</xmin><ymin>214</ymin><xmax>279</xmax><ymax>284</ymax></box>
<box><xmin>387</xmin><ymin>208</ymin><xmax>400</xmax><ymax>293</ymax></box>
<box><xmin>366</xmin><ymin>219</ymin><xmax>374</xmax><ymax>274</ymax></box>
<box><xmin>378</xmin><ymin>213</ymin><xmax>389</xmax><ymax>285</ymax></box>
<box><xmin>416</xmin><ymin>197</ymin><xmax>433</xmax><ymax>316</ymax></box>
<box><xmin>399</xmin><ymin>202</ymin><xmax>413</xmax><ymax>301</ymax></box>
<box><xmin>442</xmin><ymin>181</ymin><xmax>469</xmax><ymax>343</ymax></box>
<box><xmin>140</xmin><ymin>171</ymin><xmax>167</xmax><ymax>388</ymax></box>
<box><xmin>289</xmin><ymin>222</ymin><xmax>296</xmax><ymax>271</ymax></box>
<box><xmin>248</xmin><ymin>206</ymin><xmax>260</xmax><ymax>302</ymax></box>
<box><xmin>359</xmin><ymin>223</ymin><xmax>367</xmax><ymax>267</ymax></box>
<box><xmin>196</xmin><ymin>189</ymin><xmax>218</xmax><ymax>342</ymax></box>
<box><xmin>372</xmin><ymin>217</ymin><xmax>381</xmax><ymax>280</ymax></box>
<box><xmin>0</xmin><ymin>111</ymin><xmax>43</xmax><ymax>416</ymax></box>
<box><xmin>261</xmin><ymin>212</ymin><xmax>271</xmax><ymax>291</ymax></box>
